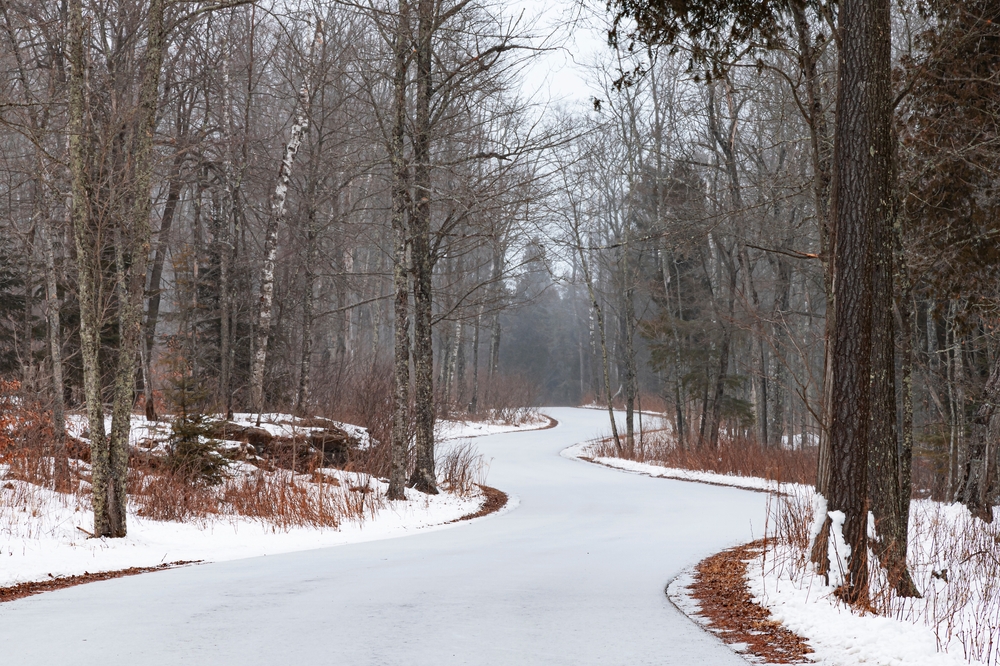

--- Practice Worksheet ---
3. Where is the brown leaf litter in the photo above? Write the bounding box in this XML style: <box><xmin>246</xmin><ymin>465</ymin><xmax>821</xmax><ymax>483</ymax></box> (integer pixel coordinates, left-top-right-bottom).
<box><xmin>687</xmin><ymin>539</ymin><xmax>813</xmax><ymax>664</ymax></box>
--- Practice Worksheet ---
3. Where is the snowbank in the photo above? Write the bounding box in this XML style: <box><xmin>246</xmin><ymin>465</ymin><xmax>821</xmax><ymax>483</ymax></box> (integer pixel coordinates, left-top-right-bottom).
<box><xmin>0</xmin><ymin>412</ymin><xmax>518</xmax><ymax>590</ymax></box>
<box><xmin>0</xmin><ymin>468</ymin><xmax>487</xmax><ymax>589</ymax></box>
<box><xmin>565</xmin><ymin>438</ymin><xmax>1000</xmax><ymax>666</ymax></box>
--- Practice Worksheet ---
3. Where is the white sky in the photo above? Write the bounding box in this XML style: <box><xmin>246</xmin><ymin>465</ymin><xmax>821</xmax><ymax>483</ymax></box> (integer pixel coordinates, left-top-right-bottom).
<box><xmin>502</xmin><ymin>0</ymin><xmax>612</xmax><ymax>109</ymax></box>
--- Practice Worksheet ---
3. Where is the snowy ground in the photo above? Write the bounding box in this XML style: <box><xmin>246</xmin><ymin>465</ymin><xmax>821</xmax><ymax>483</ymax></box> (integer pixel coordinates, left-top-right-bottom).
<box><xmin>566</xmin><ymin>438</ymin><xmax>999</xmax><ymax>666</ymax></box>
<box><xmin>1</xmin><ymin>411</ymin><xmax>549</xmax><ymax>589</ymax></box>
<box><xmin>435</xmin><ymin>411</ymin><xmax>550</xmax><ymax>440</ymax></box>
<box><xmin>561</xmin><ymin>438</ymin><xmax>798</xmax><ymax>494</ymax></box>
<box><xmin>65</xmin><ymin>411</ymin><xmax>376</xmax><ymax>452</ymax></box>
<box><xmin>0</xmin><ymin>407</ymin><xmax>767</xmax><ymax>665</ymax></box>
<box><xmin>0</xmin><ymin>468</ymin><xmax>485</xmax><ymax>589</ymax></box>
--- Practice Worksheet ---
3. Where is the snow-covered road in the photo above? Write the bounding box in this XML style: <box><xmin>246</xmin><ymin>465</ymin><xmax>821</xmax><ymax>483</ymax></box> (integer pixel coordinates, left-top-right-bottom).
<box><xmin>1</xmin><ymin>407</ymin><xmax>767</xmax><ymax>665</ymax></box>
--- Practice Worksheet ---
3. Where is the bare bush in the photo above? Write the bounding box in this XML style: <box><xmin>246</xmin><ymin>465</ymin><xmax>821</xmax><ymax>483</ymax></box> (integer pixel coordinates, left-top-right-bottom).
<box><xmin>479</xmin><ymin>374</ymin><xmax>539</xmax><ymax>425</ymax></box>
<box><xmin>765</xmin><ymin>488</ymin><xmax>1000</xmax><ymax>666</ymax></box>
<box><xmin>436</xmin><ymin>441</ymin><xmax>486</xmax><ymax>496</ymax></box>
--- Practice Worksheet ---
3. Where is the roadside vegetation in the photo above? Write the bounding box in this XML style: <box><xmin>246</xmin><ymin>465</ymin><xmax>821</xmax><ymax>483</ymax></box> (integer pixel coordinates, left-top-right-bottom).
<box><xmin>0</xmin><ymin>379</ymin><xmax>502</xmax><ymax>535</ymax></box>
<box><xmin>586</xmin><ymin>413</ymin><xmax>1000</xmax><ymax>665</ymax></box>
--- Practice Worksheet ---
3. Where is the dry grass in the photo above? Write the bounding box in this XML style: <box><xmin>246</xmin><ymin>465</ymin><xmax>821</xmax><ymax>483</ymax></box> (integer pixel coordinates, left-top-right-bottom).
<box><xmin>436</xmin><ymin>441</ymin><xmax>487</xmax><ymax>496</ymax></box>
<box><xmin>766</xmin><ymin>488</ymin><xmax>1000</xmax><ymax>666</ymax></box>
<box><xmin>592</xmin><ymin>426</ymin><xmax>817</xmax><ymax>486</ymax></box>
<box><xmin>0</xmin><ymin>382</ymin><xmax>485</xmax><ymax>532</ymax></box>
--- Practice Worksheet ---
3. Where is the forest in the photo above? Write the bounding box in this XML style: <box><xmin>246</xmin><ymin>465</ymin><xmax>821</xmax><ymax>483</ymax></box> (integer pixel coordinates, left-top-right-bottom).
<box><xmin>0</xmin><ymin>0</ymin><xmax>998</xmax><ymax>614</ymax></box>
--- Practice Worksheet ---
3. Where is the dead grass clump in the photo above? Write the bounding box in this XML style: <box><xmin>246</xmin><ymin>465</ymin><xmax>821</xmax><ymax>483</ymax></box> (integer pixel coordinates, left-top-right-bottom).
<box><xmin>593</xmin><ymin>427</ymin><xmax>816</xmax><ymax>485</ymax></box>
<box><xmin>436</xmin><ymin>441</ymin><xmax>486</xmax><ymax>496</ymax></box>
<box><xmin>131</xmin><ymin>470</ymin><xmax>219</xmax><ymax>522</ymax></box>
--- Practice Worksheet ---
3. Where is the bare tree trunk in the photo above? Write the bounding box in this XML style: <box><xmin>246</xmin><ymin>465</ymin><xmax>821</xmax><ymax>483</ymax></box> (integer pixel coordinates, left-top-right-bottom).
<box><xmin>213</xmin><ymin>28</ymin><xmax>235</xmax><ymax>418</ymax></box>
<box><xmin>622</xmin><ymin>284</ymin><xmax>637</xmax><ymax>454</ymax></box>
<box><xmin>956</xmin><ymin>356</ymin><xmax>1000</xmax><ymax>522</ymax></box>
<box><xmin>408</xmin><ymin>0</ymin><xmax>437</xmax><ymax>494</ymax></box>
<box><xmin>869</xmin><ymin>187</ymin><xmax>918</xmax><ymax>595</ymax></box>
<box><xmin>250</xmin><ymin>21</ymin><xmax>320</xmax><ymax>421</ymax></box>
<box><xmin>708</xmin><ymin>239</ymin><xmax>737</xmax><ymax>450</ymax></box>
<box><xmin>469</xmin><ymin>304</ymin><xmax>481</xmax><ymax>414</ymax></box>
<box><xmin>488</xmin><ymin>244</ymin><xmax>502</xmax><ymax>379</ymax></box>
<box><xmin>574</xmin><ymin>221</ymin><xmax>622</xmax><ymax>453</ymax></box>
<box><xmin>41</xmin><ymin>203</ymin><xmax>69</xmax><ymax>489</ymax></box>
<box><xmin>103</xmin><ymin>0</ymin><xmax>166</xmax><ymax>538</ymax></box>
<box><xmin>770</xmin><ymin>252</ymin><xmax>792</xmax><ymax>448</ymax></box>
<box><xmin>67</xmin><ymin>0</ymin><xmax>110</xmax><ymax>537</ymax></box>
<box><xmin>387</xmin><ymin>0</ymin><xmax>411</xmax><ymax>501</ymax></box>
<box><xmin>895</xmin><ymin>224</ymin><xmax>918</xmax><ymax>559</ymax></box>
<box><xmin>295</xmin><ymin>211</ymin><xmax>319</xmax><ymax>414</ymax></box>
<box><xmin>660</xmin><ymin>250</ymin><xmax>686</xmax><ymax>448</ymax></box>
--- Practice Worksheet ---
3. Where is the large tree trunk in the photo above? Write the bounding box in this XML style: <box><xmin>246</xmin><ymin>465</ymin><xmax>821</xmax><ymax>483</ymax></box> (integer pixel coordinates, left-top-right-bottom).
<box><xmin>408</xmin><ymin>0</ymin><xmax>437</xmax><ymax>494</ymax></box>
<box><xmin>823</xmin><ymin>0</ymin><xmax>893</xmax><ymax>606</ymax></box>
<box><xmin>869</xmin><ymin>190</ymin><xmax>918</xmax><ymax>595</ymax></box>
<box><xmin>68</xmin><ymin>0</ymin><xmax>110</xmax><ymax>537</ymax></box>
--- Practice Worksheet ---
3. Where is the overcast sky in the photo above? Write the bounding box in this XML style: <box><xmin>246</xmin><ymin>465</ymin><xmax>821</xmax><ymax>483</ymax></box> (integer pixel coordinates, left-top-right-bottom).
<box><xmin>502</xmin><ymin>0</ymin><xmax>612</xmax><ymax>109</ymax></box>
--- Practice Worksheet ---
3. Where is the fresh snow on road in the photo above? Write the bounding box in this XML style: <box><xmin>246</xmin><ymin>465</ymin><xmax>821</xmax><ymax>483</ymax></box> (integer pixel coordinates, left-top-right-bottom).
<box><xmin>0</xmin><ymin>407</ymin><xmax>766</xmax><ymax>665</ymax></box>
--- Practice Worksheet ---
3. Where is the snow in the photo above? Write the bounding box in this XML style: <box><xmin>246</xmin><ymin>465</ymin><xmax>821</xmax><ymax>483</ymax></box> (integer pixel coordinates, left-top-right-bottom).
<box><xmin>747</xmin><ymin>555</ymin><xmax>979</xmax><ymax>666</ymax></box>
<box><xmin>65</xmin><ymin>412</ymin><xmax>378</xmax><ymax>450</ymax></box>
<box><xmin>0</xmin><ymin>467</ymin><xmax>485</xmax><ymax>589</ymax></box>
<box><xmin>0</xmin><ymin>407</ymin><xmax>767</xmax><ymax>665</ymax></box>
<box><xmin>0</xmin><ymin>411</ymin><xmax>548</xmax><ymax>590</ymax></box>
<box><xmin>567</xmin><ymin>436</ymin><xmax>1000</xmax><ymax>666</ymax></box>
<box><xmin>562</xmin><ymin>438</ymin><xmax>798</xmax><ymax>494</ymax></box>
<box><xmin>435</xmin><ymin>412</ymin><xmax>550</xmax><ymax>440</ymax></box>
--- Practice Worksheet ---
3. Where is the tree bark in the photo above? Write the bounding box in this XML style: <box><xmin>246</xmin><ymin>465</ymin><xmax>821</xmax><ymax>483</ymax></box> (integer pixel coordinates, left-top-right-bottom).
<box><xmin>388</xmin><ymin>0</ymin><xmax>412</xmax><ymax>501</ymax></box>
<box><xmin>869</xmin><ymin>185</ymin><xmax>918</xmax><ymax>595</ymax></box>
<box><xmin>104</xmin><ymin>0</ymin><xmax>166</xmax><ymax>537</ymax></box>
<box><xmin>67</xmin><ymin>0</ymin><xmax>110</xmax><ymax>537</ymax></box>
<box><xmin>823</xmin><ymin>0</ymin><xmax>893</xmax><ymax>606</ymax></box>
<box><xmin>408</xmin><ymin>0</ymin><xmax>437</xmax><ymax>494</ymax></box>
<box><xmin>41</xmin><ymin>202</ymin><xmax>69</xmax><ymax>489</ymax></box>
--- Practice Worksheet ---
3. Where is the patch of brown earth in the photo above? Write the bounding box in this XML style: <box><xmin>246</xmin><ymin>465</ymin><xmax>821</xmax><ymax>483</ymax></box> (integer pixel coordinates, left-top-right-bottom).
<box><xmin>689</xmin><ymin>540</ymin><xmax>813</xmax><ymax>664</ymax></box>
<box><xmin>0</xmin><ymin>561</ymin><xmax>202</xmax><ymax>604</ymax></box>
<box><xmin>449</xmin><ymin>484</ymin><xmax>508</xmax><ymax>523</ymax></box>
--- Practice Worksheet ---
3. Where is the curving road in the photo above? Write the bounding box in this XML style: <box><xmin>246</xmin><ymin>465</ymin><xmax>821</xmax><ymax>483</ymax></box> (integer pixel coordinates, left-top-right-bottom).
<box><xmin>1</xmin><ymin>407</ymin><xmax>767</xmax><ymax>665</ymax></box>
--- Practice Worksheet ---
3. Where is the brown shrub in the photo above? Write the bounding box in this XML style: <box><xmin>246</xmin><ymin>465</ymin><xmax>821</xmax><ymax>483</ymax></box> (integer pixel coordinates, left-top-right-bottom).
<box><xmin>593</xmin><ymin>427</ymin><xmax>817</xmax><ymax>486</ymax></box>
